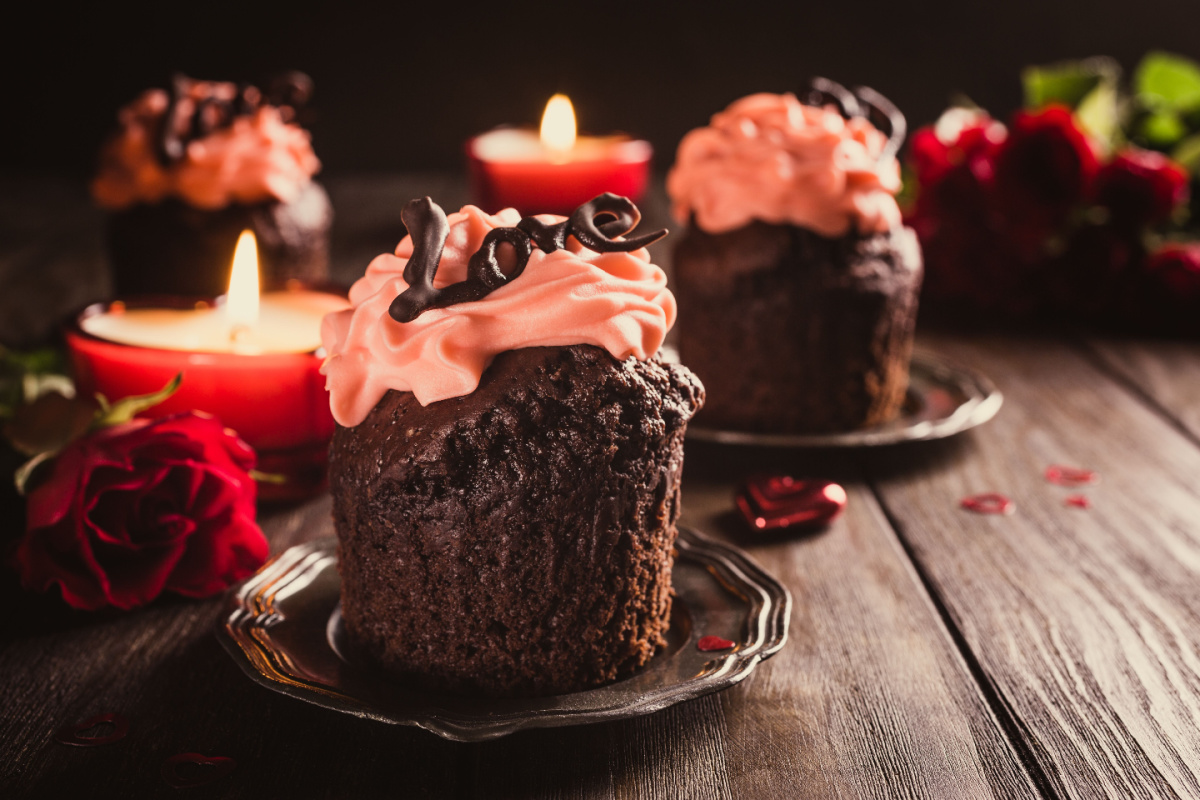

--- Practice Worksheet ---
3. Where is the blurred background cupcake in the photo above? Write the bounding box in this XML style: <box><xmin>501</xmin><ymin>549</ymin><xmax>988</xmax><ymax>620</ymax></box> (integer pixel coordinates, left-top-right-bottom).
<box><xmin>667</xmin><ymin>83</ymin><xmax>922</xmax><ymax>434</ymax></box>
<box><xmin>92</xmin><ymin>72</ymin><xmax>332</xmax><ymax>297</ymax></box>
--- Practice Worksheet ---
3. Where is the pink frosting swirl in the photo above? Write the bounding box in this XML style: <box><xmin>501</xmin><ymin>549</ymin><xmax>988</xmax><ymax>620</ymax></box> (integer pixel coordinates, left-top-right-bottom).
<box><xmin>667</xmin><ymin>92</ymin><xmax>902</xmax><ymax>236</ymax></box>
<box><xmin>321</xmin><ymin>204</ymin><xmax>676</xmax><ymax>427</ymax></box>
<box><xmin>92</xmin><ymin>82</ymin><xmax>320</xmax><ymax>210</ymax></box>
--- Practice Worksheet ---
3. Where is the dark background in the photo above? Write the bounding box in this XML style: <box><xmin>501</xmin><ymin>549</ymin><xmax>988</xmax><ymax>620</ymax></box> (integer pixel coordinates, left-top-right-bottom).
<box><xmin>7</xmin><ymin>0</ymin><xmax>1200</xmax><ymax>179</ymax></box>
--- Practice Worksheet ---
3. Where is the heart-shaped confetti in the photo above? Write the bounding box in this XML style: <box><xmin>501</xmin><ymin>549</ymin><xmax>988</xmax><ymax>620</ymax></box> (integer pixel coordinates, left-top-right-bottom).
<box><xmin>736</xmin><ymin>475</ymin><xmax>847</xmax><ymax>532</ymax></box>
<box><xmin>960</xmin><ymin>493</ymin><xmax>1015</xmax><ymax>515</ymax></box>
<box><xmin>697</xmin><ymin>636</ymin><xmax>735</xmax><ymax>652</ymax></box>
<box><xmin>1045</xmin><ymin>465</ymin><xmax>1099</xmax><ymax>487</ymax></box>
<box><xmin>1065</xmin><ymin>494</ymin><xmax>1092</xmax><ymax>509</ymax></box>
<box><xmin>55</xmin><ymin>712</ymin><xmax>130</xmax><ymax>747</ymax></box>
<box><xmin>161</xmin><ymin>753</ymin><xmax>237</xmax><ymax>789</ymax></box>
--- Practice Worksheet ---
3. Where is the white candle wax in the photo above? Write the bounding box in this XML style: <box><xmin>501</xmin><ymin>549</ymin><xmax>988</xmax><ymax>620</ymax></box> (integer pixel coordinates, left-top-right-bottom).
<box><xmin>81</xmin><ymin>290</ymin><xmax>349</xmax><ymax>355</ymax></box>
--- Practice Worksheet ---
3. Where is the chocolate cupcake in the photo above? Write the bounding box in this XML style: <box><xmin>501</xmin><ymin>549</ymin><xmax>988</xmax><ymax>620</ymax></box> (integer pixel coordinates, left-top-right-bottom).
<box><xmin>667</xmin><ymin>83</ymin><xmax>922</xmax><ymax>433</ymax></box>
<box><xmin>321</xmin><ymin>194</ymin><xmax>703</xmax><ymax>697</ymax></box>
<box><xmin>92</xmin><ymin>73</ymin><xmax>332</xmax><ymax>297</ymax></box>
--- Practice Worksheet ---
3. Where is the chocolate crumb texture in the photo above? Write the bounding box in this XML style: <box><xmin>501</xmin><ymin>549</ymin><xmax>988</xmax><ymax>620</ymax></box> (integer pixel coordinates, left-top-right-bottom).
<box><xmin>330</xmin><ymin>344</ymin><xmax>704</xmax><ymax>697</ymax></box>
<box><xmin>673</xmin><ymin>221</ymin><xmax>921</xmax><ymax>433</ymax></box>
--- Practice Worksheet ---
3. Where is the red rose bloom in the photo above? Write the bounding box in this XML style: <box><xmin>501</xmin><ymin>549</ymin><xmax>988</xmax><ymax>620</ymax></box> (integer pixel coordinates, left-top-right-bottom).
<box><xmin>992</xmin><ymin>106</ymin><xmax>1099</xmax><ymax>259</ymax></box>
<box><xmin>13</xmin><ymin>412</ymin><xmax>267</xmax><ymax>610</ymax></box>
<box><xmin>908</xmin><ymin>115</ymin><xmax>1005</xmax><ymax>189</ymax></box>
<box><xmin>906</xmin><ymin>113</ymin><xmax>1027</xmax><ymax>312</ymax></box>
<box><xmin>1117</xmin><ymin>244</ymin><xmax>1200</xmax><ymax>335</ymax></box>
<box><xmin>1149</xmin><ymin>244</ymin><xmax>1200</xmax><ymax>296</ymax></box>
<box><xmin>1095</xmin><ymin>148</ymin><xmax>1190</xmax><ymax>230</ymax></box>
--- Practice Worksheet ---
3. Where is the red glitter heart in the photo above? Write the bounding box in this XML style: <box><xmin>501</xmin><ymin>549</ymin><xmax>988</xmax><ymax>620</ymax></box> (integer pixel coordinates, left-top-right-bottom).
<box><xmin>736</xmin><ymin>475</ymin><xmax>847</xmax><ymax>532</ymax></box>
<box><xmin>1065</xmin><ymin>494</ymin><xmax>1092</xmax><ymax>509</ymax></box>
<box><xmin>960</xmin><ymin>493</ymin><xmax>1015</xmax><ymax>515</ymax></box>
<box><xmin>1045</xmin><ymin>465</ymin><xmax>1099</xmax><ymax>487</ymax></box>
<box><xmin>55</xmin><ymin>712</ymin><xmax>129</xmax><ymax>747</ymax></box>
<box><xmin>161</xmin><ymin>753</ymin><xmax>237</xmax><ymax>788</ymax></box>
<box><xmin>697</xmin><ymin>636</ymin><xmax>735</xmax><ymax>652</ymax></box>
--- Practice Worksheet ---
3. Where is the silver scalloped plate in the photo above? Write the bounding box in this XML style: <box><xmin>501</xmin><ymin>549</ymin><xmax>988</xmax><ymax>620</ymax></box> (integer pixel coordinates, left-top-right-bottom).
<box><xmin>685</xmin><ymin>351</ymin><xmax>1003</xmax><ymax>448</ymax></box>
<box><xmin>217</xmin><ymin>527</ymin><xmax>790</xmax><ymax>742</ymax></box>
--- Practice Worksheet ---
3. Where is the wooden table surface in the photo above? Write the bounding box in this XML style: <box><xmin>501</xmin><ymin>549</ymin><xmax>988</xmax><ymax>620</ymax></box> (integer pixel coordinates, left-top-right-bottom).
<box><xmin>3</xmin><ymin>176</ymin><xmax>1200</xmax><ymax>799</ymax></box>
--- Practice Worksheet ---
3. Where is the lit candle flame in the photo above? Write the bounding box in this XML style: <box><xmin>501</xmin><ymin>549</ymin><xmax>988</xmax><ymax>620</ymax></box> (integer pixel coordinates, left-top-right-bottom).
<box><xmin>227</xmin><ymin>230</ymin><xmax>260</xmax><ymax>333</ymax></box>
<box><xmin>539</xmin><ymin>94</ymin><xmax>577</xmax><ymax>156</ymax></box>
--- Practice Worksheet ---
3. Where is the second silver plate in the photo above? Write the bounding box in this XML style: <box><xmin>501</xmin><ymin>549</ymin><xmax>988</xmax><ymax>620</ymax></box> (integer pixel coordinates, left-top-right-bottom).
<box><xmin>686</xmin><ymin>351</ymin><xmax>1002</xmax><ymax>448</ymax></box>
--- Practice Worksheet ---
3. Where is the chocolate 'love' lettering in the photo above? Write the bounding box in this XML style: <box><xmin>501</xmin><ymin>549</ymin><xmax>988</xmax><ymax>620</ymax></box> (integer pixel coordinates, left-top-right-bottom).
<box><xmin>156</xmin><ymin>72</ymin><xmax>313</xmax><ymax>166</ymax></box>
<box><xmin>801</xmin><ymin>77</ymin><xmax>906</xmax><ymax>161</ymax></box>
<box><xmin>388</xmin><ymin>193</ymin><xmax>667</xmax><ymax>323</ymax></box>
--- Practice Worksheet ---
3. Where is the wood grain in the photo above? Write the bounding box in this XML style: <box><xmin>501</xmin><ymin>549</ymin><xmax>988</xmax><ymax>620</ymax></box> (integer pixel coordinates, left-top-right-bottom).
<box><xmin>680</xmin><ymin>445</ymin><xmax>1038</xmax><ymax>800</ymax></box>
<box><xmin>870</xmin><ymin>331</ymin><xmax>1200</xmax><ymax>798</ymax></box>
<box><xmin>1084</xmin><ymin>338</ymin><xmax>1200</xmax><ymax>444</ymax></box>
<box><xmin>0</xmin><ymin>498</ymin><xmax>468</xmax><ymax>799</ymax></box>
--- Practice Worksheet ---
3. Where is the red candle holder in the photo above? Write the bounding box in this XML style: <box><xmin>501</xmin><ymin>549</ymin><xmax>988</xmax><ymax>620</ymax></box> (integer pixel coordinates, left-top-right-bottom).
<box><xmin>466</xmin><ymin>128</ymin><xmax>652</xmax><ymax>216</ymax></box>
<box><xmin>66</xmin><ymin>295</ymin><xmax>341</xmax><ymax>503</ymax></box>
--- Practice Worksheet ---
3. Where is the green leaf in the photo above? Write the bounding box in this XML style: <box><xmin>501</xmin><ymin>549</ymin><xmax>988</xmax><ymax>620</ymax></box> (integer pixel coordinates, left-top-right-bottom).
<box><xmin>0</xmin><ymin>346</ymin><xmax>72</xmax><ymax>421</ymax></box>
<box><xmin>1135</xmin><ymin>51</ymin><xmax>1200</xmax><ymax>112</ymax></box>
<box><xmin>1172</xmin><ymin>133</ymin><xmax>1200</xmax><ymax>171</ymax></box>
<box><xmin>1140</xmin><ymin>110</ymin><xmax>1188</xmax><ymax>146</ymax></box>
<box><xmin>249</xmin><ymin>469</ymin><xmax>288</xmax><ymax>485</ymax></box>
<box><xmin>1023</xmin><ymin>56</ymin><xmax>1121</xmax><ymax>110</ymax></box>
<box><xmin>1075</xmin><ymin>79</ymin><xmax>1123</xmax><ymax>154</ymax></box>
<box><xmin>1</xmin><ymin>346</ymin><xmax>66</xmax><ymax>376</ymax></box>
<box><xmin>14</xmin><ymin>450</ymin><xmax>56</xmax><ymax>496</ymax></box>
<box><xmin>90</xmin><ymin>373</ymin><xmax>183</xmax><ymax>431</ymax></box>
<box><xmin>4</xmin><ymin>391</ymin><xmax>98</xmax><ymax>457</ymax></box>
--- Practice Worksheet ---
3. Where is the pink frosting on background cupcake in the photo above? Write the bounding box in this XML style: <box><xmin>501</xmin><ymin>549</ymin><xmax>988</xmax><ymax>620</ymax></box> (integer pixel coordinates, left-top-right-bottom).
<box><xmin>92</xmin><ymin>81</ymin><xmax>320</xmax><ymax>210</ymax></box>
<box><xmin>667</xmin><ymin>92</ymin><xmax>902</xmax><ymax>236</ymax></box>
<box><xmin>321</xmin><ymin>204</ymin><xmax>676</xmax><ymax>427</ymax></box>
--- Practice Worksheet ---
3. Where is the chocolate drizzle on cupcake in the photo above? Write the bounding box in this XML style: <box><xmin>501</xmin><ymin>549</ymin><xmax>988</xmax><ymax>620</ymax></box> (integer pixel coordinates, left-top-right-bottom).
<box><xmin>156</xmin><ymin>72</ymin><xmax>314</xmax><ymax>166</ymax></box>
<box><xmin>389</xmin><ymin>193</ymin><xmax>667</xmax><ymax>323</ymax></box>
<box><xmin>802</xmin><ymin>78</ymin><xmax>906</xmax><ymax>160</ymax></box>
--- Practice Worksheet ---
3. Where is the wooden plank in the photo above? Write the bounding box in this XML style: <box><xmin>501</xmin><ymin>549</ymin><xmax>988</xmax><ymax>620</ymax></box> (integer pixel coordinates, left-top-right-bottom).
<box><xmin>1084</xmin><ymin>338</ymin><xmax>1200</xmax><ymax>444</ymax></box>
<box><xmin>464</xmin><ymin>695</ymin><xmax>733</xmax><ymax>800</ymax></box>
<box><xmin>674</xmin><ymin>446</ymin><xmax>1038</xmax><ymax>799</ymax></box>
<box><xmin>0</xmin><ymin>498</ymin><xmax>468</xmax><ymax>798</ymax></box>
<box><xmin>461</xmin><ymin>453</ymin><xmax>1037</xmax><ymax>799</ymax></box>
<box><xmin>869</xmin><ymin>332</ymin><xmax>1200</xmax><ymax>798</ymax></box>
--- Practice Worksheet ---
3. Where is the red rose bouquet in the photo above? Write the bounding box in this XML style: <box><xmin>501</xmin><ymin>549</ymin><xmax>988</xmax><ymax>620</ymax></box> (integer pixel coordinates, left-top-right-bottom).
<box><xmin>4</xmin><ymin>374</ymin><xmax>268</xmax><ymax>611</ymax></box>
<box><xmin>906</xmin><ymin>52</ymin><xmax>1200</xmax><ymax>334</ymax></box>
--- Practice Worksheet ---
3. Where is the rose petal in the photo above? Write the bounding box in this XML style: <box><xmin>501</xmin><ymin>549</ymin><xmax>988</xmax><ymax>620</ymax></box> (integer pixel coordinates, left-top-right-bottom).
<box><xmin>14</xmin><ymin>518</ymin><xmax>114</xmax><ymax>610</ymax></box>
<box><xmin>167</xmin><ymin>505</ymin><xmax>267</xmax><ymax>597</ymax></box>
<box><xmin>960</xmin><ymin>493</ymin><xmax>1015</xmax><ymax>515</ymax></box>
<box><xmin>1044</xmin><ymin>464</ymin><xmax>1099</xmax><ymax>487</ymax></box>
<box><xmin>164</xmin><ymin>470</ymin><xmax>265</xmax><ymax>599</ymax></box>
<box><xmin>14</xmin><ymin>411</ymin><xmax>262</xmax><ymax>611</ymax></box>
<box><xmin>89</xmin><ymin>532</ymin><xmax>189</xmax><ymax>610</ymax></box>
<box><xmin>697</xmin><ymin>635</ymin><xmax>736</xmax><ymax>652</ymax></box>
<box><xmin>86</xmin><ymin>468</ymin><xmax>173</xmax><ymax>546</ymax></box>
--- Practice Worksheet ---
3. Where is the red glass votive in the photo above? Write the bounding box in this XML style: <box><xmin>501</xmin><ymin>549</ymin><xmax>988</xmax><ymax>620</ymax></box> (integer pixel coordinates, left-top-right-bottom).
<box><xmin>466</xmin><ymin>128</ymin><xmax>652</xmax><ymax>216</ymax></box>
<box><xmin>66</xmin><ymin>296</ymin><xmax>341</xmax><ymax>502</ymax></box>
